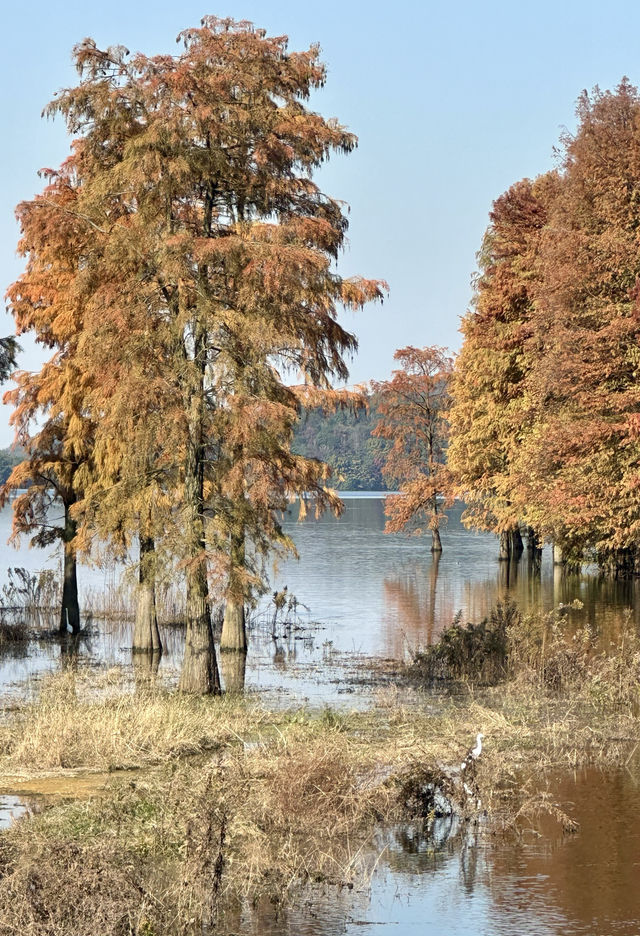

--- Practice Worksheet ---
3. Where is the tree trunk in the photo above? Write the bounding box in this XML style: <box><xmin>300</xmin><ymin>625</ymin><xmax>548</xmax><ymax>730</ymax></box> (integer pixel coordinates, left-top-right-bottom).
<box><xmin>498</xmin><ymin>531</ymin><xmax>510</xmax><ymax>561</ymax></box>
<box><xmin>179</xmin><ymin>330</ymin><xmax>220</xmax><ymax>695</ymax></box>
<box><xmin>499</xmin><ymin>557</ymin><xmax>519</xmax><ymax>588</ymax></box>
<box><xmin>220</xmin><ymin>649</ymin><xmax>247</xmax><ymax>693</ymax></box>
<box><xmin>180</xmin><ymin>574</ymin><xmax>219</xmax><ymax>694</ymax></box>
<box><xmin>221</xmin><ymin>530</ymin><xmax>247</xmax><ymax>653</ymax></box>
<box><xmin>426</xmin><ymin>550</ymin><xmax>440</xmax><ymax>644</ymax></box>
<box><xmin>132</xmin><ymin>535</ymin><xmax>162</xmax><ymax>653</ymax></box>
<box><xmin>221</xmin><ymin>598</ymin><xmax>246</xmax><ymax>652</ymax></box>
<box><xmin>60</xmin><ymin>500</ymin><xmax>80</xmax><ymax>635</ymax></box>
<box><xmin>430</xmin><ymin>495</ymin><xmax>443</xmax><ymax>553</ymax></box>
<box><xmin>509</xmin><ymin>527</ymin><xmax>524</xmax><ymax>557</ymax></box>
<box><xmin>525</xmin><ymin>526</ymin><xmax>542</xmax><ymax>570</ymax></box>
<box><xmin>553</xmin><ymin>542</ymin><xmax>566</xmax><ymax>566</ymax></box>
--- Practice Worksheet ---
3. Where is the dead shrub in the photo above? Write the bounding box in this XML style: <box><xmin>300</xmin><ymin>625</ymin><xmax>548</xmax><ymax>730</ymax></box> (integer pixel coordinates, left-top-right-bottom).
<box><xmin>409</xmin><ymin>600</ymin><xmax>516</xmax><ymax>684</ymax></box>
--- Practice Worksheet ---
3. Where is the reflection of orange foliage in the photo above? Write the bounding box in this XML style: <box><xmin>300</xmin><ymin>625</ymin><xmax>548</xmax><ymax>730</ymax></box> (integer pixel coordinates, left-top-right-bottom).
<box><xmin>382</xmin><ymin>558</ymin><xmax>458</xmax><ymax>657</ymax></box>
<box><xmin>382</xmin><ymin>549</ymin><xmax>640</xmax><ymax>662</ymax></box>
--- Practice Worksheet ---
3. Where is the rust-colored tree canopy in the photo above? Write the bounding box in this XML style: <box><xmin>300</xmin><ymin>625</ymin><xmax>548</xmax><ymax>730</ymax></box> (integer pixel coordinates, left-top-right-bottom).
<box><xmin>372</xmin><ymin>346</ymin><xmax>453</xmax><ymax>552</ymax></box>
<box><xmin>449</xmin><ymin>79</ymin><xmax>640</xmax><ymax>572</ymax></box>
<box><xmin>4</xmin><ymin>17</ymin><xmax>385</xmax><ymax>686</ymax></box>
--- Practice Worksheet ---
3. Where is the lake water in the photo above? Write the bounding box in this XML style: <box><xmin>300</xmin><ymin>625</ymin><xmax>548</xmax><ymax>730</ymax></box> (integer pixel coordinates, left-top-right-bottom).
<box><xmin>225</xmin><ymin>766</ymin><xmax>640</xmax><ymax>935</ymax></box>
<box><xmin>1</xmin><ymin>495</ymin><xmax>640</xmax><ymax>933</ymax></box>
<box><xmin>3</xmin><ymin>496</ymin><xmax>640</xmax><ymax>703</ymax></box>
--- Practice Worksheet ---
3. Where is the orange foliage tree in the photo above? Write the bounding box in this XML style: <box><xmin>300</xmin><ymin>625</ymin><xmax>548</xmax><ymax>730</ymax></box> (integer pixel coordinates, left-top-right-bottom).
<box><xmin>3</xmin><ymin>165</ymin><xmax>95</xmax><ymax>633</ymax></box>
<box><xmin>447</xmin><ymin>176</ymin><xmax>556</xmax><ymax>559</ymax></box>
<box><xmin>372</xmin><ymin>346</ymin><xmax>453</xmax><ymax>552</ymax></box>
<box><xmin>449</xmin><ymin>79</ymin><xmax>640</xmax><ymax>573</ymax></box>
<box><xmin>512</xmin><ymin>80</ymin><xmax>640</xmax><ymax>570</ymax></box>
<box><xmin>12</xmin><ymin>18</ymin><xmax>384</xmax><ymax>689</ymax></box>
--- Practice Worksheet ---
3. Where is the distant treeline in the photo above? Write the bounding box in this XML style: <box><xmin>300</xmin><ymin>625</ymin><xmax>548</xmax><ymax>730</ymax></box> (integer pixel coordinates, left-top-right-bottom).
<box><xmin>293</xmin><ymin>401</ymin><xmax>389</xmax><ymax>491</ymax></box>
<box><xmin>0</xmin><ymin>448</ymin><xmax>23</xmax><ymax>486</ymax></box>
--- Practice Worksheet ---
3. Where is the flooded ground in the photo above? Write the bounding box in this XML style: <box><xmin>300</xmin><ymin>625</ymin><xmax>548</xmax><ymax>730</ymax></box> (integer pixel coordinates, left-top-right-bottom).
<box><xmin>1</xmin><ymin>495</ymin><xmax>639</xmax><ymax>704</ymax></box>
<box><xmin>1</xmin><ymin>496</ymin><xmax>640</xmax><ymax>931</ymax></box>
<box><xmin>222</xmin><ymin>767</ymin><xmax>640</xmax><ymax>935</ymax></box>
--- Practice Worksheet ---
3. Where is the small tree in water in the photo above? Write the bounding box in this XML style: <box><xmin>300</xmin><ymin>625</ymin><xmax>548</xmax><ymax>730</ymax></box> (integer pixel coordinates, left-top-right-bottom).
<box><xmin>372</xmin><ymin>346</ymin><xmax>453</xmax><ymax>552</ymax></box>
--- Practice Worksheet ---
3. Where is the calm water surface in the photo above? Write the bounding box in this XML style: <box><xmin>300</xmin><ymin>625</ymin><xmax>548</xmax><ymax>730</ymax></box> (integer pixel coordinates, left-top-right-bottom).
<box><xmin>1</xmin><ymin>497</ymin><xmax>640</xmax><ymax>933</ymax></box>
<box><xmin>225</xmin><ymin>766</ymin><xmax>640</xmax><ymax>936</ymax></box>
<box><xmin>1</xmin><ymin>495</ymin><xmax>640</xmax><ymax>701</ymax></box>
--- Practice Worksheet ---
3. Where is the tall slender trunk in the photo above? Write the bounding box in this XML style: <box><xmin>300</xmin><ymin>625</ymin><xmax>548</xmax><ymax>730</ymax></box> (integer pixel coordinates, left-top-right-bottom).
<box><xmin>426</xmin><ymin>550</ymin><xmax>440</xmax><ymax>644</ymax></box>
<box><xmin>60</xmin><ymin>499</ymin><xmax>80</xmax><ymax>634</ymax></box>
<box><xmin>179</xmin><ymin>324</ymin><xmax>220</xmax><ymax>695</ymax></box>
<box><xmin>430</xmin><ymin>496</ymin><xmax>443</xmax><ymax>553</ymax></box>
<box><xmin>221</xmin><ymin>527</ymin><xmax>247</xmax><ymax>653</ymax></box>
<box><xmin>498</xmin><ymin>531</ymin><xmax>510</xmax><ymax>561</ymax></box>
<box><xmin>133</xmin><ymin>534</ymin><xmax>162</xmax><ymax>653</ymax></box>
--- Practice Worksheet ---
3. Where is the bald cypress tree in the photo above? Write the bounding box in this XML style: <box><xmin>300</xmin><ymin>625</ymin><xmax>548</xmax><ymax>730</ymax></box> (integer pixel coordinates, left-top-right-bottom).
<box><xmin>23</xmin><ymin>18</ymin><xmax>383</xmax><ymax>688</ymax></box>
<box><xmin>3</xmin><ymin>166</ymin><xmax>94</xmax><ymax>634</ymax></box>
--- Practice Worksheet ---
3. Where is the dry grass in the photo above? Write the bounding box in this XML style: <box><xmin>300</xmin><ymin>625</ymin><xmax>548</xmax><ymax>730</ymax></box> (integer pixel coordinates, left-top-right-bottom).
<box><xmin>0</xmin><ymin>684</ymin><xmax>452</xmax><ymax>935</ymax></box>
<box><xmin>1</xmin><ymin>608</ymin><xmax>640</xmax><ymax>934</ymax></box>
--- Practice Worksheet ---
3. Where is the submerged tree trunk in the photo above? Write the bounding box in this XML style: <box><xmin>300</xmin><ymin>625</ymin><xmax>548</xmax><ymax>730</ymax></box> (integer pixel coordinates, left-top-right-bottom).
<box><xmin>499</xmin><ymin>557</ymin><xmax>519</xmax><ymax>588</ymax></box>
<box><xmin>60</xmin><ymin>500</ymin><xmax>80</xmax><ymax>635</ymax></box>
<box><xmin>221</xmin><ymin>530</ymin><xmax>247</xmax><ymax>653</ymax></box>
<box><xmin>132</xmin><ymin>535</ymin><xmax>162</xmax><ymax>653</ymax></box>
<box><xmin>499</xmin><ymin>526</ymin><xmax>523</xmax><ymax>562</ymax></box>
<box><xmin>426</xmin><ymin>550</ymin><xmax>440</xmax><ymax>644</ymax></box>
<box><xmin>524</xmin><ymin>527</ymin><xmax>542</xmax><ymax>574</ymax></box>
<box><xmin>430</xmin><ymin>497</ymin><xmax>443</xmax><ymax>553</ymax></box>
<box><xmin>180</xmin><ymin>566</ymin><xmax>219</xmax><ymax>694</ymax></box>
<box><xmin>179</xmin><ymin>328</ymin><xmax>220</xmax><ymax>695</ymax></box>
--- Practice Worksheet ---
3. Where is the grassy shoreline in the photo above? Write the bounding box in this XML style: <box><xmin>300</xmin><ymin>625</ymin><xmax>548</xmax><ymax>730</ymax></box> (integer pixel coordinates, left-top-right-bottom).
<box><xmin>0</xmin><ymin>603</ymin><xmax>639</xmax><ymax>933</ymax></box>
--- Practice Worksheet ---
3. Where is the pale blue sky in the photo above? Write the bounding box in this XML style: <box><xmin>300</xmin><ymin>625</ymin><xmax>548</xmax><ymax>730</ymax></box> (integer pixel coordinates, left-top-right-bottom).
<box><xmin>0</xmin><ymin>0</ymin><xmax>637</xmax><ymax>444</ymax></box>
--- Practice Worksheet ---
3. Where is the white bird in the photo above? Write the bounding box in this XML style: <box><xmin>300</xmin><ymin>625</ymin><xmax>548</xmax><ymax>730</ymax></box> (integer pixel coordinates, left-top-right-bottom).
<box><xmin>460</xmin><ymin>732</ymin><xmax>484</xmax><ymax>772</ymax></box>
